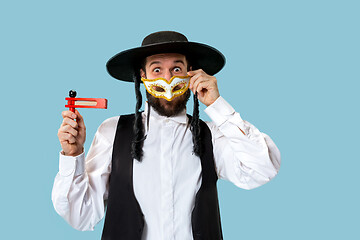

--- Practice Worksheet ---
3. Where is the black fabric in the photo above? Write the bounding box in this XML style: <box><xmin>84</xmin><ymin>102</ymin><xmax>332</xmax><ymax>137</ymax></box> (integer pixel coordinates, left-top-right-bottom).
<box><xmin>189</xmin><ymin>115</ymin><xmax>223</xmax><ymax>240</ymax></box>
<box><xmin>141</xmin><ymin>31</ymin><xmax>188</xmax><ymax>46</ymax></box>
<box><xmin>101</xmin><ymin>114</ymin><xmax>144</xmax><ymax>240</ymax></box>
<box><xmin>102</xmin><ymin>114</ymin><xmax>223</xmax><ymax>240</ymax></box>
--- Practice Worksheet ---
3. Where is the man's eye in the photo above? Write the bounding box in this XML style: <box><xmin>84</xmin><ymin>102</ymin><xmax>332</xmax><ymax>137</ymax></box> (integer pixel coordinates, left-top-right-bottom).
<box><xmin>153</xmin><ymin>68</ymin><xmax>160</xmax><ymax>73</ymax></box>
<box><xmin>172</xmin><ymin>83</ymin><xmax>185</xmax><ymax>92</ymax></box>
<box><xmin>174</xmin><ymin>67</ymin><xmax>181</xmax><ymax>72</ymax></box>
<box><xmin>152</xmin><ymin>86</ymin><xmax>165</xmax><ymax>92</ymax></box>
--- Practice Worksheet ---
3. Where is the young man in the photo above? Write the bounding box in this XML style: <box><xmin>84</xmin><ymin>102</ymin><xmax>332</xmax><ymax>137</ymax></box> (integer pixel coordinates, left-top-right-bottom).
<box><xmin>53</xmin><ymin>31</ymin><xmax>281</xmax><ymax>240</ymax></box>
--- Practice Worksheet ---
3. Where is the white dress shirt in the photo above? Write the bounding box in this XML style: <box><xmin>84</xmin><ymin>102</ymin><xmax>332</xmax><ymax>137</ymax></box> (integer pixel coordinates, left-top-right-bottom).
<box><xmin>52</xmin><ymin>96</ymin><xmax>281</xmax><ymax>240</ymax></box>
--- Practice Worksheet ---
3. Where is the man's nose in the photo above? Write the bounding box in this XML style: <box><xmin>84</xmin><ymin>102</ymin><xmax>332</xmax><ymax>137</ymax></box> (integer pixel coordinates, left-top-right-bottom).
<box><xmin>163</xmin><ymin>69</ymin><xmax>173</xmax><ymax>81</ymax></box>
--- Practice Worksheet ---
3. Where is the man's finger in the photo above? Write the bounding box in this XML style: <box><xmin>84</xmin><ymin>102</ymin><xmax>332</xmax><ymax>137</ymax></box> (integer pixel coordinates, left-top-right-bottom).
<box><xmin>187</xmin><ymin>69</ymin><xmax>204</xmax><ymax>76</ymax></box>
<box><xmin>191</xmin><ymin>76</ymin><xmax>207</xmax><ymax>94</ymax></box>
<box><xmin>61</xmin><ymin>117</ymin><xmax>78</xmax><ymax>129</ymax></box>
<box><xmin>58</xmin><ymin>132</ymin><xmax>76</xmax><ymax>144</ymax></box>
<box><xmin>74</xmin><ymin>110</ymin><xmax>86</xmax><ymax>129</ymax></box>
<box><xmin>59</xmin><ymin>125</ymin><xmax>79</xmax><ymax>138</ymax></box>
<box><xmin>189</xmin><ymin>73</ymin><xmax>204</xmax><ymax>90</ymax></box>
<box><xmin>195</xmin><ymin>81</ymin><xmax>210</xmax><ymax>95</ymax></box>
<box><xmin>62</xmin><ymin>110</ymin><xmax>77</xmax><ymax>120</ymax></box>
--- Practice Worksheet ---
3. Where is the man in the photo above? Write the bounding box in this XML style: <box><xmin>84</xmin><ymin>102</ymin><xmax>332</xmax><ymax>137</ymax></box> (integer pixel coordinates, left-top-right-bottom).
<box><xmin>52</xmin><ymin>31</ymin><xmax>281</xmax><ymax>240</ymax></box>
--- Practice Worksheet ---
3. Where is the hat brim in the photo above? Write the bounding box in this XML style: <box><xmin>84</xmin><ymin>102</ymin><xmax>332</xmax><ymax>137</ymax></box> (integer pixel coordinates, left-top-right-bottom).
<box><xmin>106</xmin><ymin>42</ymin><xmax>225</xmax><ymax>82</ymax></box>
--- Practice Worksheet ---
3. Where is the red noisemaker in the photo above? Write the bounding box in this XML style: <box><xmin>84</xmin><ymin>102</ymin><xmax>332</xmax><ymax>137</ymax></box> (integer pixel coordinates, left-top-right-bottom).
<box><xmin>65</xmin><ymin>90</ymin><xmax>108</xmax><ymax>113</ymax></box>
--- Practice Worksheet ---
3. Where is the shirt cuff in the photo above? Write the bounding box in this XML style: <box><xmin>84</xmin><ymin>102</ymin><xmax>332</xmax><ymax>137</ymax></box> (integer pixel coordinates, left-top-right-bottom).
<box><xmin>59</xmin><ymin>151</ymin><xmax>85</xmax><ymax>177</ymax></box>
<box><xmin>204</xmin><ymin>96</ymin><xmax>236</xmax><ymax>126</ymax></box>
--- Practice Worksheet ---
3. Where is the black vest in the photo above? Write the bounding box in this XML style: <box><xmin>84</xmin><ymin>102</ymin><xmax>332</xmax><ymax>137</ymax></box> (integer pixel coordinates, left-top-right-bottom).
<box><xmin>101</xmin><ymin>114</ymin><xmax>223</xmax><ymax>240</ymax></box>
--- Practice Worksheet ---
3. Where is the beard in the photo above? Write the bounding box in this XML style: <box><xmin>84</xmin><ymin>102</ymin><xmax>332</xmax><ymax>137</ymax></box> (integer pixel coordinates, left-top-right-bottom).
<box><xmin>146</xmin><ymin>90</ymin><xmax>191</xmax><ymax>117</ymax></box>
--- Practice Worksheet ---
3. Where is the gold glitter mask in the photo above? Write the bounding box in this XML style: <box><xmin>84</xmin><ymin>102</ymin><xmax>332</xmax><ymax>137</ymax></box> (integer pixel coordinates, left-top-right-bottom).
<box><xmin>141</xmin><ymin>75</ymin><xmax>190</xmax><ymax>101</ymax></box>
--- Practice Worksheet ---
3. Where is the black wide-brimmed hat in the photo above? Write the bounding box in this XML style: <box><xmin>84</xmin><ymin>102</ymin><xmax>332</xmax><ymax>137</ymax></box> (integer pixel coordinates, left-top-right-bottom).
<box><xmin>106</xmin><ymin>31</ymin><xmax>226</xmax><ymax>82</ymax></box>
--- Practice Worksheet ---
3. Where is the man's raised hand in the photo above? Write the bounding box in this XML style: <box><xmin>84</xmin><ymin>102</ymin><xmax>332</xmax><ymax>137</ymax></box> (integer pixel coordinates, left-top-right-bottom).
<box><xmin>188</xmin><ymin>69</ymin><xmax>220</xmax><ymax>106</ymax></box>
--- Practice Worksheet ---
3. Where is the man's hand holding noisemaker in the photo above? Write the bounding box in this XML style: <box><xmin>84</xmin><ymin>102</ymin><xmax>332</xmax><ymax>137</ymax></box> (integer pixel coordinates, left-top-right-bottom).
<box><xmin>58</xmin><ymin>110</ymin><xmax>86</xmax><ymax>157</ymax></box>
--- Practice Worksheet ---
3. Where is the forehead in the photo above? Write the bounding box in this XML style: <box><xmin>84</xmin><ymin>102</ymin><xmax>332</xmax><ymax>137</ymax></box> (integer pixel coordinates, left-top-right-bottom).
<box><xmin>145</xmin><ymin>53</ymin><xmax>186</xmax><ymax>66</ymax></box>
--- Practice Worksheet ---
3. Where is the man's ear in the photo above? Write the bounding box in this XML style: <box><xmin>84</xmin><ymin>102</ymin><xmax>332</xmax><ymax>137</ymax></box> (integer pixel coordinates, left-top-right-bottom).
<box><xmin>140</xmin><ymin>69</ymin><xmax>146</xmax><ymax>78</ymax></box>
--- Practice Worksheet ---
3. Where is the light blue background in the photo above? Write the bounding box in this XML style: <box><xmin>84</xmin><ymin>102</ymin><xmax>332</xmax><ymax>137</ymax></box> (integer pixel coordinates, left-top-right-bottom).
<box><xmin>1</xmin><ymin>0</ymin><xmax>359</xmax><ymax>239</ymax></box>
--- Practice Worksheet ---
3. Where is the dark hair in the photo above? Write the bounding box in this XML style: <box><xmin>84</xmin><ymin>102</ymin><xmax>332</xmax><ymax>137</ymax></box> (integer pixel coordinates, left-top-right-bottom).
<box><xmin>190</xmin><ymin>92</ymin><xmax>202</xmax><ymax>157</ymax></box>
<box><xmin>185</xmin><ymin>56</ymin><xmax>202</xmax><ymax>157</ymax></box>
<box><xmin>131</xmin><ymin>72</ymin><xmax>145</xmax><ymax>161</ymax></box>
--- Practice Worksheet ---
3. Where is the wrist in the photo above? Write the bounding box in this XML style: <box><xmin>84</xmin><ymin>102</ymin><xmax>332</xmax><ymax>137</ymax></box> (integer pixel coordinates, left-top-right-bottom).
<box><xmin>62</xmin><ymin>147</ymin><xmax>84</xmax><ymax>157</ymax></box>
<box><xmin>208</xmin><ymin>94</ymin><xmax>220</xmax><ymax>106</ymax></box>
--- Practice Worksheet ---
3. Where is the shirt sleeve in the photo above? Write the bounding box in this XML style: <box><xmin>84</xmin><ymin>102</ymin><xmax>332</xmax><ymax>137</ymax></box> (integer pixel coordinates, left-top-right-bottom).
<box><xmin>51</xmin><ymin>117</ymin><xmax>118</xmax><ymax>231</ymax></box>
<box><xmin>205</xmin><ymin>97</ymin><xmax>281</xmax><ymax>190</ymax></box>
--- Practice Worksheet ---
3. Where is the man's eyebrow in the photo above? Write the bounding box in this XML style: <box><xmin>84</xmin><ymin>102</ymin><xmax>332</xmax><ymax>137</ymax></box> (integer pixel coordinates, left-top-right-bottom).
<box><xmin>149</xmin><ymin>61</ymin><xmax>161</xmax><ymax>67</ymax></box>
<box><xmin>174</xmin><ymin>60</ymin><xmax>185</xmax><ymax>65</ymax></box>
<box><xmin>148</xmin><ymin>60</ymin><xmax>185</xmax><ymax>67</ymax></box>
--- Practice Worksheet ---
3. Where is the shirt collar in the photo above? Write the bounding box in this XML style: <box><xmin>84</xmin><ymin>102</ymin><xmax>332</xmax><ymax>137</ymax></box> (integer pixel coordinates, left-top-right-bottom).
<box><xmin>144</xmin><ymin>101</ymin><xmax>188</xmax><ymax>124</ymax></box>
